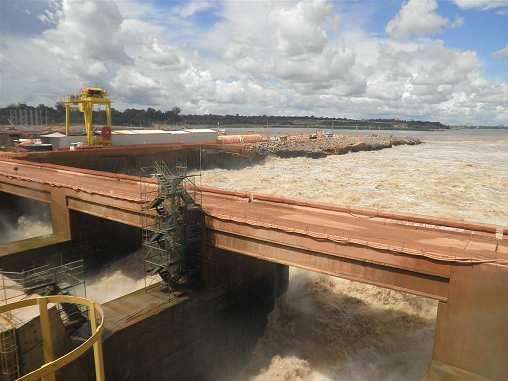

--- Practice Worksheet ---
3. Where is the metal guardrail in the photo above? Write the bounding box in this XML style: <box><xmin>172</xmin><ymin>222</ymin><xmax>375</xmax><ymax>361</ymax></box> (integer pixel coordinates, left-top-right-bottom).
<box><xmin>0</xmin><ymin>296</ymin><xmax>104</xmax><ymax>381</ymax></box>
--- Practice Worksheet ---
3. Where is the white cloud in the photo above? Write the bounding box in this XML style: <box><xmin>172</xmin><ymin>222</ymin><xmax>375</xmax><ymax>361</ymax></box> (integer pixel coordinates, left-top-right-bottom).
<box><xmin>492</xmin><ymin>45</ymin><xmax>508</xmax><ymax>59</ymax></box>
<box><xmin>270</xmin><ymin>0</ymin><xmax>332</xmax><ymax>56</ymax></box>
<box><xmin>180</xmin><ymin>0</ymin><xmax>214</xmax><ymax>18</ymax></box>
<box><xmin>33</xmin><ymin>0</ymin><xmax>132</xmax><ymax>84</ymax></box>
<box><xmin>453</xmin><ymin>0</ymin><xmax>508</xmax><ymax>9</ymax></box>
<box><xmin>1</xmin><ymin>0</ymin><xmax>508</xmax><ymax>125</ymax></box>
<box><xmin>111</xmin><ymin>68</ymin><xmax>163</xmax><ymax>105</ymax></box>
<box><xmin>386</xmin><ymin>0</ymin><xmax>449</xmax><ymax>39</ymax></box>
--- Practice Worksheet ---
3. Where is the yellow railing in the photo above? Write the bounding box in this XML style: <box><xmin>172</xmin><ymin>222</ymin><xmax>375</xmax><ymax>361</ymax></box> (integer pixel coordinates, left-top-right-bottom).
<box><xmin>0</xmin><ymin>296</ymin><xmax>105</xmax><ymax>381</ymax></box>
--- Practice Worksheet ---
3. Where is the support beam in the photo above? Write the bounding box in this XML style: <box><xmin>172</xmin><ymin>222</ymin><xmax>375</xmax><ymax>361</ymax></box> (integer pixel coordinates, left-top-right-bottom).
<box><xmin>0</xmin><ymin>235</ymin><xmax>69</xmax><ymax>257</ymax></box>
<box><xmin>209</xmin><ymin>229</ymin><xmax>449</xmax><ymax>300</ymax></box>
<box><xmin>50</xmin><ymin>189</ymin><xmax>71</xmax><ymax>240</ymax></box>
<box><xmin>0</xmin><ymin>180</ymin><xmax>51</xmax><ymax>203</ymax></box>
<box><xmin>427</xmin><ymin>263</ymin><xmax>508</xmax><ymax>381</ymax></box>
<box><xmin>67</xmin><ymin>198</ymin><xmax>145</xmax><ymax>228</ymax></box>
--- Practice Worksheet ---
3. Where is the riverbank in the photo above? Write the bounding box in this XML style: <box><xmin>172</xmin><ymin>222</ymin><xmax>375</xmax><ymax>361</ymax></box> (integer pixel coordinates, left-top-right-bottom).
<box><xmin>244</xmin><ymin>134</ymin><xmax>421</xmax><ymax>159</ymax></box>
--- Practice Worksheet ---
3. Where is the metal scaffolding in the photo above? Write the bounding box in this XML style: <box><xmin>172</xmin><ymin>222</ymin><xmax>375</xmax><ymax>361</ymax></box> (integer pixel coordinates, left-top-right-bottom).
<box><xmin>141</xmin><ymin>160</ymin><xmax>202</xmax><ymax>296</ymax></box>
<box><xmin>0</xmin><ymin>320</ymin><xmax>19</xmax><ymax>381</ymax></box>
<box><xmin>0</xmin><ymin>260</ymin><xmax>86</xmax><ymax>380</ymax></box>
<box><xmin>0</xmin><ymin>259</ymin><xmax>86</xmax><ymax>327</ymax></box>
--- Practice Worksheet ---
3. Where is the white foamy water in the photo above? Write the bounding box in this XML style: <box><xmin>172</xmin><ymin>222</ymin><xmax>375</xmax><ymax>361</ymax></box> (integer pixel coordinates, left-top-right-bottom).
<box><xmin>202</xmin><ymin>129</ymin><xmax>508</xmax><ymax>381</ymax></box>
<box><xmin>0</xmin><ymin>215</ymin><xmax>53</xmax><ymax>244</ymax></box>
<box><xmin>245</xmin><ymin>269</ymin><xmax>437</xmax><ymax>381</ymax></box>
<box><xmin>85</xmin><ymin>249</ymin><xmax>157</xmax><ymax>304</ymax></box>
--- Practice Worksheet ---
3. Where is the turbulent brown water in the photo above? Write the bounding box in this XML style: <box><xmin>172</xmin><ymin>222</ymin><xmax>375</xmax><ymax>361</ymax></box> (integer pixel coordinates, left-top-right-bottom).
<box><xmin>201</xmin><ymin>129</ymin><xmax>508</xmax><ymax>381</ymax></box>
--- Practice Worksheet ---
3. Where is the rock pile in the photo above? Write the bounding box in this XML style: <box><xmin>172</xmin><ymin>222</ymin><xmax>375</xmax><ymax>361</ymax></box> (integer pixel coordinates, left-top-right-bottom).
<box><xmin>244</xmin><ymin>134</ymin><xmax>421</xmax><ymax>159</ymax></box>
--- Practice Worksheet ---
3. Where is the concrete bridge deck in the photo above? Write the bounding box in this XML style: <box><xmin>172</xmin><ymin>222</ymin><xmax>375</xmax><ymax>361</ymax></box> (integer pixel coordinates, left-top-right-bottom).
<box><xmin>1</xmin><ymin>157</ymin><xmax>507</xmax><ymax>380</ymax></box>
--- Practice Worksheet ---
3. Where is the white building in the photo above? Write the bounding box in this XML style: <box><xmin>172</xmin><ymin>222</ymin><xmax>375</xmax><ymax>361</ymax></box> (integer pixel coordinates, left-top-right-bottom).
<box><xmin>111</xmin><ymin>129</ymin><xmax>217</xmax><ymax>146</ymax></box>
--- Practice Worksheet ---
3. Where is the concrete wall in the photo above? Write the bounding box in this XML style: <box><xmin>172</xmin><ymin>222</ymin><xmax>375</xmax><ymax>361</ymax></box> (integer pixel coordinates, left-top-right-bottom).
<box><xmin>21</xmin><ymin>147</ymin><xmax>262</xmax><ymax>174</ymax></box>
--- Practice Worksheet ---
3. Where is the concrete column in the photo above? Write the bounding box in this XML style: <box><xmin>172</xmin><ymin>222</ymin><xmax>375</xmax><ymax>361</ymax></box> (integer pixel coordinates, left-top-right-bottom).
<box><xmin>50</xmin><ymin>189</ymin><xmax>71</xmax><ymax>241</ymax></box>
<box><xmin>427</xmin><ymin>263</ymin><xmax>508</xmax><ymax>381</ymax></box>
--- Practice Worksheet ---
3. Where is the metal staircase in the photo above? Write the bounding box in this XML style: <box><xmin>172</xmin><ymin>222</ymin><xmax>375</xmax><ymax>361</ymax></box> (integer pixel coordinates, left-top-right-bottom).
<box><xmin>141</xmin><ymin>161</ymin><xmax>202</xmax><ymax>295</ymax></box>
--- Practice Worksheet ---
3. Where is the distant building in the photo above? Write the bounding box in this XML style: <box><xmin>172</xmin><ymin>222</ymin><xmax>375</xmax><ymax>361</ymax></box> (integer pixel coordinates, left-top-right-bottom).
<box><xmin>111</xmin><ymin>129</ymin><xmax>217</xmax><ymax>146</ymax></box>
<box><xmin>40</xmin><ymin>132</ymin><xmax>87</xmax><ymax>149</ymax></box>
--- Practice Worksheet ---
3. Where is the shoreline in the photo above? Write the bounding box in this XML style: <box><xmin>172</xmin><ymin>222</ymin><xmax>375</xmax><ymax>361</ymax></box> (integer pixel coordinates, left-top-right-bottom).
<box><xmin>244</xmin><ymin>134</ymin><xmax>422</xmax><ymax>159</ymax></box>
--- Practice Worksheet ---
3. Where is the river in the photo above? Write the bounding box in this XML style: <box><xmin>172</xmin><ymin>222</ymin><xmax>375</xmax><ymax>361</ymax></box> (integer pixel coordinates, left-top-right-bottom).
<box><xmin>201</xmin><ymin>128</ymin><xmax>508</xmax><ymax>381</ymax></box>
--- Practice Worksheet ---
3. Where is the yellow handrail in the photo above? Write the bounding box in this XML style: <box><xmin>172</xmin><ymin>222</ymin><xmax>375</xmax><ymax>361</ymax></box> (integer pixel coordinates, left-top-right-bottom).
<box><xmin>0</xmin><ymin>295</ymin><xmax>105</xmax><ymax>381</ymax></box>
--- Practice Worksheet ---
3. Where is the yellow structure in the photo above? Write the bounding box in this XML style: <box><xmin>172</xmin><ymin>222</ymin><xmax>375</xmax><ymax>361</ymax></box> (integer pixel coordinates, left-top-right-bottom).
<box><xmin>64</xmin><ymin>87</ymin><xmax>112</xmax><ymax>146</ymax></box>
<box><xmin>0</xmin><ymin>295</ymin><xmax>105</xmax><ymax>381</ymax></box>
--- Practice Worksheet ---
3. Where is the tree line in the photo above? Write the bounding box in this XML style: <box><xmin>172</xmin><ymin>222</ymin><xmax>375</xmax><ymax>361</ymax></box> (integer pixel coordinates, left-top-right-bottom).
<box><xmin>0</xmin><ymin>103</ymin><xmax>449</xmax><ymax>130</ymax></box>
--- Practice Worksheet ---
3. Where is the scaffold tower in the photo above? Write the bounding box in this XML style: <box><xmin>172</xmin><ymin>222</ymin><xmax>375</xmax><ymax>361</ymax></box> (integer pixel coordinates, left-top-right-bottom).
<box><xmin>0</xmin><ymin>260</ymin><xmax>86</xmax><ymax>380</ymax></box>
<box><xmin>141</xmin><ymin>161</ymin><xmax>202</xmax><ymax>295</ymax></box>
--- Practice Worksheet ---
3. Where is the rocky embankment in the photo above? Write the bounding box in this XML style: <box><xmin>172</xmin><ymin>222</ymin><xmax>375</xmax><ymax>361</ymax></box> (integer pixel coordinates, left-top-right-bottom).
<box><xmin>245</xmin><ymin>134</ymin><xmax>421</xmax><ymax>159</ymax></box>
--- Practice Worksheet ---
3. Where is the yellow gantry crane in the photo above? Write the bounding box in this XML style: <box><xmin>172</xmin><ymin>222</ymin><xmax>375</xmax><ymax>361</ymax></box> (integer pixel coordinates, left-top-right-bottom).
<box><xmin>64</xmin><ymin>87</ymin><xmax>112</xmax><ymax>146</ymax></box>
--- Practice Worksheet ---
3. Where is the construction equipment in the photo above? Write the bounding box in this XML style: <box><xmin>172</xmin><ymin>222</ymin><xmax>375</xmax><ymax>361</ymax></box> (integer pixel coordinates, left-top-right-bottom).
<box><xmin>63</xmin><ymin>87</ymin><xmax>112</xmax><ymax>146</ymax></box>
<box><xmin>141</xmin><ymin>161</ymin><xmax>203</xmax><ymax>295</ymax></box>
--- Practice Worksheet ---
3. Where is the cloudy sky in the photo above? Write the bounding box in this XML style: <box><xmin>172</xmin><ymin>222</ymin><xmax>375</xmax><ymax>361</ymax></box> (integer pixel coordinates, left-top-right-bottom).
<box><xmin>1</xmin><ymin>0</ymin><xmax>507</xmax><ymax>125</ymax></box>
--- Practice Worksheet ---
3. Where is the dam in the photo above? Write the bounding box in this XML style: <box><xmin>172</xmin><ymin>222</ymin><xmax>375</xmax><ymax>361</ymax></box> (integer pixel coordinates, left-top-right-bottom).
<box><xmin>0</xmin><ymin>140</ymin><xmax>507</xmax><ymax>381</ymax></box>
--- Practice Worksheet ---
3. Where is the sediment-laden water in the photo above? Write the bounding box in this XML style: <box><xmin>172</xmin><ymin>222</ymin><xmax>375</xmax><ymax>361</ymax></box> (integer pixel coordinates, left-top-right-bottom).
<box><xmin>201</xmin><ymin>129</ymin><xmax>508</xmax><ymax>381</ymax></box>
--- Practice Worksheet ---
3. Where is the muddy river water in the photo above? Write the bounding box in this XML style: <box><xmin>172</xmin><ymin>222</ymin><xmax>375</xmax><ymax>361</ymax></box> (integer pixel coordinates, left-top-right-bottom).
<box><xmin>201</xmin><ymin>129</ymin><xmax>508</xmax><ymax>381</ymax></box>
